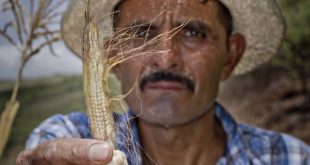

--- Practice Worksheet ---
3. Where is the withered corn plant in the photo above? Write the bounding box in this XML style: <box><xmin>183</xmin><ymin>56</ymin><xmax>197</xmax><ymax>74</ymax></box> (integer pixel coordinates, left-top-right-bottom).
<box><xmin>0</xmin><ymin>0</ymin><xmax>66</xmax><ymax>157</ymax></box>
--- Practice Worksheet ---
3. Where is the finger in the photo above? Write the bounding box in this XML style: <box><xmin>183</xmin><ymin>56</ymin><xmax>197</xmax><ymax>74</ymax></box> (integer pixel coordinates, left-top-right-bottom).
<box><xmin>19</xmin><ymin>138</ymin><xmax>113</xmax><ymax>165</ymax></box>
<box><xmin>109</xmin><ymin>150</ymin><xmax>128</xmax><ymax>165</ymax></box>
<box><xmin>16</xmin><ymin>149</ymin><xmax>33</xmax><ymax>165</ymax></box>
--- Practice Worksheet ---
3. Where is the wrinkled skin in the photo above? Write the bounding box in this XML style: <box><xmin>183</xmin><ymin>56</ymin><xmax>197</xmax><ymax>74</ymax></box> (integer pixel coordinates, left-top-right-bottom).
<box><xmin>113</xmin><ymin>0</ymin><xmax>245</xmax><ymax>127</ymax></box>
<box><xmin>16</xmin><ymin>139</ymin><xmax>114</xmax><ymax>165</ymax></box>
<box><xmin>111</xmin><ymin>0</ymin><xmax>245</xmax><ymax>164</ymax></box>
<box><xmin>16</xmin><ymin>0</ymin><xmax>245</xmax><ymax>164</ymax></box>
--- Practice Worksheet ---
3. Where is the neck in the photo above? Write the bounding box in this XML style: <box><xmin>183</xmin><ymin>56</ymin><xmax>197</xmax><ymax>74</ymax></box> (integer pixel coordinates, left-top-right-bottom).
<box><xmin>138</xmin><ymin>105</ymin><xmax>226</xmax><ymax>165</ymax></box>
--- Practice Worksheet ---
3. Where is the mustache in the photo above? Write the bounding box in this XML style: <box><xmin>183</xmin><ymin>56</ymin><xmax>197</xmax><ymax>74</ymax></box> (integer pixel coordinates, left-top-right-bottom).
<box><xmin>139</xmin><ymin>71</ymin><xmax>195</xmax><ymax>93</ymax></box>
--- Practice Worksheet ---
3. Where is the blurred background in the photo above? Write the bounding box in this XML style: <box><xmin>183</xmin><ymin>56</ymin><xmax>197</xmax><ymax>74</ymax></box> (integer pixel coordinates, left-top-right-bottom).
<box><xmin>0</xmin><ymin>0</ymin><xmax>309</xmax><ymax>164</ymax></box>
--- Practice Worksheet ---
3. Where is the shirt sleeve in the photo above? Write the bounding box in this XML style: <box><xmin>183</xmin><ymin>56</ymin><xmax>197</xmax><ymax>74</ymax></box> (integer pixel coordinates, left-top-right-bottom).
<box><xmin>25</xmin><ymin>112</ymin><xmax>91</xmax><ymax>149</ymax></box>
<box><xmin>239</xmin><ymin>124</ymin><xmax>310</xmax><ymax>164</ymax></box>
<box><xmin>281</xmin><ymin>134</ymin><xmax>310</xmax><ymax>164</ymax></box>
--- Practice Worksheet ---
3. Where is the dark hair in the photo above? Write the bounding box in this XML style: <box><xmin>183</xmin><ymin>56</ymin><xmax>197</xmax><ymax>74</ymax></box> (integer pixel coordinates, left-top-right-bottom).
<box><xmin>112</xmin><ymin>0</ymin><xmax>233</xmax><ymax>36</ymax></box>
<box><xmin>112</xmin><ymin>2</ymin><xmax>122</xmax><ymax>30</ymax></box>
<box><xmin>216</xmin><ymin>1</ymin><xmax>233</xmax><ymax>36</ymax></box>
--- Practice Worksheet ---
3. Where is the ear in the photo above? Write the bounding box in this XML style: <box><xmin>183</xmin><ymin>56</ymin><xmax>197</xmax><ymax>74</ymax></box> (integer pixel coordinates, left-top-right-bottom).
<box><xmin>220</xmin><ymin>33</ymin><xmax>246</xmax><ymax>80</ymax></box>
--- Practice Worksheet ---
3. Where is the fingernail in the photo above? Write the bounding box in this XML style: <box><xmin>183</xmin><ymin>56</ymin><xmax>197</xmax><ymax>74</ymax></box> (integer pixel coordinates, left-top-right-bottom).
<box><xmin>88</xmin><ymin>143</ymin><xmax>110</xmax><ymax>161</ymax></box>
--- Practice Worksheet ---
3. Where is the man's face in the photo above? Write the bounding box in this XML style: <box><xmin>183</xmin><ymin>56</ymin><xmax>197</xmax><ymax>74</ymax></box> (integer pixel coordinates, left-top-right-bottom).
<box><xmin>112</xmin><ymin>0</ymin><xmax>242</xmax><ymax>127</ymax></box>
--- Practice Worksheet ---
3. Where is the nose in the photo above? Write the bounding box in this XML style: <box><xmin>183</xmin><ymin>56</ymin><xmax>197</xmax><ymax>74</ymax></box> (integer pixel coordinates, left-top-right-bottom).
<box><xmin>149</xmin><ymin>36</ymin><xmax>183</xmax><ymax>70</ymax></box>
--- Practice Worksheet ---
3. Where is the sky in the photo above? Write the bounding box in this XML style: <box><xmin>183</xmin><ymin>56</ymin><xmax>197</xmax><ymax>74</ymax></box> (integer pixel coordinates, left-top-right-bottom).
<box><xmin>0</xmin><ymin>0</ymin><xmax>82</xmax><ymax>81</ymax></box>
<box><xmin>0</xmin><ymin>42</ymin><xmax>82</xmax><ymax>80</ymax></box>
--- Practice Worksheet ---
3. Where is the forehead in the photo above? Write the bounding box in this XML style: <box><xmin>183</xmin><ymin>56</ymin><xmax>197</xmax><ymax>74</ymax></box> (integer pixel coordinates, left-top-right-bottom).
<box><xmin>117</xmin><ymin>0</ymin><xmax>222</xmax><ymax>25</ymax></box>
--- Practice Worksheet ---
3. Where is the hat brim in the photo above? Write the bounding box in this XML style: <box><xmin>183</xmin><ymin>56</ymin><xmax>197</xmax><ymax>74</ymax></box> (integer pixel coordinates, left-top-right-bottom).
<box><xmin>61</xmin><ymin>0</ymin><xmax>285</xmax><ymax>75</ymax></box>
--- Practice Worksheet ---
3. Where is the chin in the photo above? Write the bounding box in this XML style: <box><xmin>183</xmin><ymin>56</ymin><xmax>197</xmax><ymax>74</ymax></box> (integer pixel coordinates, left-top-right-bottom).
<box><xmin>139</xmin><ymin>113</ymin><xmax>192</xmax><ymax>127</ymax></box>
<box><xmin>127</xmin><ymin>89</ymin><xmax>215</xmax><ymax>126</ymax></box>
<box><xmin>136</xmin><ymin>102</ymin><xmax>198</xmax><ymax>127</ymax></box>
<box><xmin>135</xmin><ymin>98</ymin><xmax>216</xmax><ymax>128</ymax></box>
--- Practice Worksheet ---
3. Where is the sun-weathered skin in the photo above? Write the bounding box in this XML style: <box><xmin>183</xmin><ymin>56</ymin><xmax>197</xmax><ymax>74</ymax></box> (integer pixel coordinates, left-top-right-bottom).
<box><xmin>82</xmin><ymin>1</ymin><xmax>128</xmax><ymax>164</ymax></box>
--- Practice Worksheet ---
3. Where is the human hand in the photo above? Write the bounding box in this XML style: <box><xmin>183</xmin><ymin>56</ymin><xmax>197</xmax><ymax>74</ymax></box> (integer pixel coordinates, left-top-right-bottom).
<box><xmin>16</xmin><ymin>138</ymin><xmax>127</xmax><ymax>165</ymax></box>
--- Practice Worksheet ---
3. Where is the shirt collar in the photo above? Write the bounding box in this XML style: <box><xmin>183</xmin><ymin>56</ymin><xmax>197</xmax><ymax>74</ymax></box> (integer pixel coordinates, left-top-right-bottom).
<box><xmin>215</xmin><ymin>103</ymin><xmax>264</xmax><ymax>165</ymax></box>
<box><xmin>114</xmin><ymin>103</ymin><xmax>261</xmax><ymax>165</ymax></box>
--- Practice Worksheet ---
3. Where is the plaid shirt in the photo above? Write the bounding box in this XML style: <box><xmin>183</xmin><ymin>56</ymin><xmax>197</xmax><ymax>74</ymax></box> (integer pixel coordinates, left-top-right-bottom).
<box><xmin>26</xmin><ymin>104</ymin><xmax>310</xmax><ymax>165</ymax></box>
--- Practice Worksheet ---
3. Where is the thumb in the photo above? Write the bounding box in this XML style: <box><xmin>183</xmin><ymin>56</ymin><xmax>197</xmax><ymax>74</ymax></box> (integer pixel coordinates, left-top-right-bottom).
<box><xmin>87</xmin><ymin>142</ymin><xmax>114</xmax><ymax>163</ymax></box>
<box><xmin>33</xmin><ymin>139</ymin><xmax>114</xmax><ymax>165</ymax></box>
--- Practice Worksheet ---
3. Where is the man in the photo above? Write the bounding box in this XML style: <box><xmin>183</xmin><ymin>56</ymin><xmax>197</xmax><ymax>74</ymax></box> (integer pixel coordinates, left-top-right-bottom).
<box><xmin>16</xmin><ymin>0</ymin><xmax>310</xmax><ymax>165</ymax></box>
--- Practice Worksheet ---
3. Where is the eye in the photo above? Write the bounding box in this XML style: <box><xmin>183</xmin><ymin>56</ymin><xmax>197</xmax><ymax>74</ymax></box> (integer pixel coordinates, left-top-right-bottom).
<box><xmin>179</xmin><ymin>22</ymin><xmax>210</xmax><ymax>40</ymax></box>
<box><xmin>183</xmin><ymin>29</ymin><xmax>207</xmax><ymax>39</ymax></box>
<box><xmin>134</xmin><ymin>25</ymin><xmax>155</xmax><ymax>40</ymax></box>
<box><xmin>136</xmin><ymin>30</ymin><xmax>151</xmax><ymax>39</ymax></box>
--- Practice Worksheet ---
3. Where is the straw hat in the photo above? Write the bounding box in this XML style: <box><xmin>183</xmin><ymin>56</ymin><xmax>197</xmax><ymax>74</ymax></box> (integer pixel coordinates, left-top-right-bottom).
<box><xmin>61</xmin><ymin>0</ymin><xmax>285</xmax><ymax>75</ymax></box>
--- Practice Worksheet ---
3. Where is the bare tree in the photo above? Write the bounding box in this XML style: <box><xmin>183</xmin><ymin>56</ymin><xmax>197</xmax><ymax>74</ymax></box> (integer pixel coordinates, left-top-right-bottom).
<box><xmin>0</xmin><ymin>0</ymin><xmax>66</xmax><ymax>157</ymax></box>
